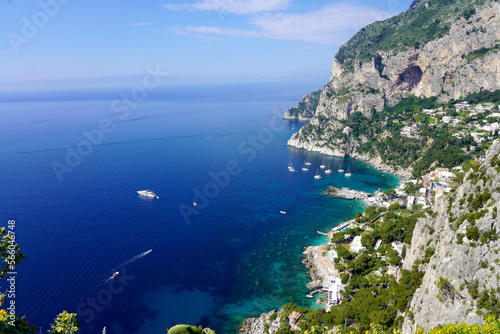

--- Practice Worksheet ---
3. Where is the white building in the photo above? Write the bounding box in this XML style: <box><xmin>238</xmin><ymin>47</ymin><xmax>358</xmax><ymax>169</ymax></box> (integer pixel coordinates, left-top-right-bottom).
<box><xmin>322</xmin><ymin>276</ymin><xmax>345</xmax><ymax>306</ymax></box>
<box><xmin>350</xmin><ymin>235</ymin><xmax>366</xmax><ymax>253</ymax></box>
<box><xmin>436</xmin><ymin>171</ymin><xmax>455</xmax><ymax>180</ymax></box>
<box><xmin>407</xmin><ymin>196</ymin><xmax>415</xmax><ymax>210</ymax></box>
<box><xmin>391</xmin><ymin>241</ymin><xmax>405</xmax><ymax>256</ymax></box>
<box><xmin>482</xmin><ymin>122</ymin><xmax>500</xmax><ymax>133</ymax></box>
<box><xmin>442</xmin><ymin>116</ymin><xmax>453</xmax><ymax>124</ymax></box>
<box><xmin>455</xmin><ymin>102</ymin><xmax>470</xmax><ymax>110</ymax></box>
<box><xmin>401</xmin><ymin>124</ymin><xmax>420</xmax><ymax>139</ymax></box>
<box><xmin>471</xmin><ymin>133</ymin><xmax>484</xmax><ymax>144</ymax></box>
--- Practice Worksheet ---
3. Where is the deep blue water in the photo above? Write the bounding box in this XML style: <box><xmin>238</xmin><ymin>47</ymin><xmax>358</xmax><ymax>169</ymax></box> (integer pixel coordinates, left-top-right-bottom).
<box><xmin>0</xmin><ymin>82</ymin><xmax>398</xmax><ymax>334</ymax></box>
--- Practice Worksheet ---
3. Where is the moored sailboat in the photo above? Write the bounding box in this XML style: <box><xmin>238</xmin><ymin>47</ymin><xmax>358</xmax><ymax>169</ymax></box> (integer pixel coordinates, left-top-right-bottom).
<box><xmin>325</xmin><ymin>164</ymin><xmax>332</xmax><ymax>174</ymax></box>
<box><xmin>314</xmin><ymin>168</ymin><xmax>322</xmax><ymax>179</ymax></box>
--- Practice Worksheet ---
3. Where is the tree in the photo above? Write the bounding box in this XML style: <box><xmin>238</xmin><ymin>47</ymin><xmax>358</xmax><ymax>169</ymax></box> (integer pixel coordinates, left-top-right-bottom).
<box><xmin>355</xmin><ymin>211</ymin><xmax>362</xmax><ymax>221</ymax></box>
<box><xmin>336</xmin><ymin>244</ymin><xmax>354</xmax><ymax>261</ymax></box>
<box><xmin>48</xmin><ymin>311</ymin><xmax>80</xmax><ymax>334</ymax></box>
<box><xmin>0</xmin><ymin>228</ymin><xmax>36</xmax><ymax>334</ymax></box>
<box><xmin>383</xmin><ymin>189</ymin><xmax>396</xmax><ymax>197</ymax></box>
<box><xmin>0</xmin><ymin>228</ymin><xmax>26</xmax><ymax>281</ymax></box>
<box><xmin>0</xmin><ymin>227</ymin><xmax>80</xmax><ymax>334</ymax></box>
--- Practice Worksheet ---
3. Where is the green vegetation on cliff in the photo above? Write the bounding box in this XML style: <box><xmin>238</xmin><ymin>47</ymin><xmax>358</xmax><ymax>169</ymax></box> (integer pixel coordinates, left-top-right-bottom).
<box><xmin>335</xmin><ymin>0</ymin><xmax>488</xmax><ymax>71</ymax></box>
<box><xmin>352</xmin><ymin>90</ymin><xmax>500</xmax><ymax>177</ymax></box>
<box><xmin>286</xmin><ymin>89</ymin><xmax>322</xmax><ymax>119</ymax></box>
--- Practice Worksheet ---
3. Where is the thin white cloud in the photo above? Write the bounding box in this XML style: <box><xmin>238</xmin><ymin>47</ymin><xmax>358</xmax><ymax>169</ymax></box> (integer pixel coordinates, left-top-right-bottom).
<box><xmin>129</xmin><ymin>22</ymin><xmax>153</xmax><ymax>26</ymax></box>
<box><xmin>162</xmin><ymin>0</ymin><xmax>290</xmax><ymax>14</ymax></box>
<box><xmin>170</xmin><ymin>2</ymin><xmax>396</xmax><ymax>45</ymax></box>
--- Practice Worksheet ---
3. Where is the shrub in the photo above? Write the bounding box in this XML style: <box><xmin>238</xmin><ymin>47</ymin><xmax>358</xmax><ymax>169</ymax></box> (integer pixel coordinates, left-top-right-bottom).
<box><xmin>341</xmin><ymin>273</ymin><xmax>350</xmax><ymax>285</ymax></box>
<box><xmin>466</xmin><ymin>225</ymin><xmax>480</xmax><ymax>241</ymax></box>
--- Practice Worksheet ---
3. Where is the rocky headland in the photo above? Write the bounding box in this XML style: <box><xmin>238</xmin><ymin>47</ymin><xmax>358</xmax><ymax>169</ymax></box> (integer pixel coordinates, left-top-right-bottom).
<box><xmin>287</xmin><ymin>0</ymin><xmax>500</xmax><ymax>166</ymax></box>
<box><xmin>324</xmin><ymin>186</ymin><xmax>372</xmax><ymax>200</ymax></box>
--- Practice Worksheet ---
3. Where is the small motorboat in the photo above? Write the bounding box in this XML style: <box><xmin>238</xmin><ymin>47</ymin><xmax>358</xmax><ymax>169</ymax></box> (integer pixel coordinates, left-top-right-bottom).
<box><xmin>111</xmin><ymin>272</ymin><xmax>119</xmax><ymax>279</ymax></box>
<box><xmin>280</xmin><ymin>211</ymin><xmax>287</xmax><ymax>214</ymax></box>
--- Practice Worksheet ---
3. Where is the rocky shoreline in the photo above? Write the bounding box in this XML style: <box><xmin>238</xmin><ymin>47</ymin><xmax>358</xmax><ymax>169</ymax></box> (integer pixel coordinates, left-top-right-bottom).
<box><xmin>240</xmin><ymin>218</ymin><xmax>356</xmax><ymax>334</ymax></box>
<box><xmin>286</xmin><ymin>137</ymin><xmax>411</xmax><ymax>181</ymax></box>
<box><xmin>239</xmin><ymin>310</ymin><xmax>282</xmax><ymax>334</ymax></box>
<box><xmin>349</xmin><ymin>152</ymin><xmax>412</xmax><ymax>180</ymax></box>
<box><xmin>324</xmin><ymin>186</ymin><xmax>372</xmax><ymax>200</ymax></box>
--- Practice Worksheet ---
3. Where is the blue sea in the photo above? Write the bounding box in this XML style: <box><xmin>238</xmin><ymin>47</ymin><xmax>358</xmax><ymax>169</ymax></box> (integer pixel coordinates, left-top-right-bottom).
<box><xmin>0</xmin><ymin>82</ymin><xmax>399</xmax><ymax>334</ymax></box>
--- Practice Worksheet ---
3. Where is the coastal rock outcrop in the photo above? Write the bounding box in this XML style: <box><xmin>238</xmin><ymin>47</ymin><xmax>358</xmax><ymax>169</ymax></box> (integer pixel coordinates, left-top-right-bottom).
<box><xmin>240</xmin><ymin>309</ymin><xmax>283</xmax><ymax>334</ymax></box>
<box><xmin>324</xmin><ymin>186</ymin><xmax>372</xmax><ymax>200</ymax></box>
<box><xmin>283</xmin><ymin>89</ymin><xmax>321</xmax><ymax>121</ymax></box>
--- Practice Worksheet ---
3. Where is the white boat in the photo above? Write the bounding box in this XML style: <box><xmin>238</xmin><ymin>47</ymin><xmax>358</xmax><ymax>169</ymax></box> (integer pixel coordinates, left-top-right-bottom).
<box><xmin>302</xmin><ymin>162</ymin><xmax>309</xmax><ymax>172</ymax></box>
<box><xmin>304</xmin><ymin>159</ymin><xmax>312</xmax><ymax>166</ymax></box>
<box><xmin>325</xmin><ymin>164</ymin><xmax>332</xmax><ymax>174</ymax></box>
<box><xmin>288</xmin><ymin>161</ymin><xmax>296</xmax><ymax>172</ymax></box>
<box><xmin>314</xmin><ymin>169</ymin><xmax>322</xmax><ymax>180</ymax></box>
<box><xmin>338</xmin><ymin>164</ymin><xmax>344</xmax><ymax>173</ymax></box>
<box><xmin>319</xmin><ymin>161</ymin><xmax>326</xmax><ymax>169</ymax></box>
<box><xmin>137</xmin><ymin>190</ymin><xmax>159</xmax><ymax>198</ymax></box>
<box><xmin>345</xmin><ymin>166</ymin><xmax>352</xmax><ymax>177</ymax></box>
<box><xmin>280</xmin><ymin>211</ymin><xmax>287</xmax><ymax>214</ymax></box>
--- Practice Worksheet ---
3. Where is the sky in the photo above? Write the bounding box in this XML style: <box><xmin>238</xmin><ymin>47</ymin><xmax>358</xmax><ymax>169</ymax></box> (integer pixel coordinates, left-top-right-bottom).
<box><xmin>0</xmin><ymin>0</ymin><xmax>413</xmax><ymax>90</ymax></box>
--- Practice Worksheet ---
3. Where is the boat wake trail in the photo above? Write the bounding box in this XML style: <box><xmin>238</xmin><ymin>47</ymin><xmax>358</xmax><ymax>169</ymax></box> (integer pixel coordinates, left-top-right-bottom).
<box><xmin>91</xmin><ymin>249</ymin><xmax>153</xmax><ymax>288</ymax></box>
<box><xmin>110</xmin><ymin>249</ymin><xmax>152</xmax><ymax>273</ymax></box>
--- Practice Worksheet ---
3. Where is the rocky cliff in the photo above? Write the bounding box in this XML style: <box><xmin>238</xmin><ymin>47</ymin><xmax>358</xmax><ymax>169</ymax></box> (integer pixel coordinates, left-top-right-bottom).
<box><xmin>283</xmin><ymin>89</ymin><xmax>321</xmax><ymax>121</ymax></box>
<box><xmin>402</xmin><ymin>139</ymin><xmax>500</xmax><ymax>332</ymax></box>
<box><xmin>288</xmin><ymin>0</ymin><xmax>500</xmax><ymax>157</ymax></box>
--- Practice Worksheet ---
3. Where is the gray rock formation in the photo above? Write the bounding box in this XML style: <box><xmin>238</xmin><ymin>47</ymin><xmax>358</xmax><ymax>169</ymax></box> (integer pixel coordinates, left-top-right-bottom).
<box><xmin>288</xmin><ymin>0</ymin><xmax>500</xmax><ymax>159</ymax></box>
<box><xmin>324</xmin><ymin>186</ymin><xmax>372</xmax><ymax>200</ymax></box>
<box><xmin>283</xmin><ymin>89</ymin><xmax>321</xmax><ymax>121</ymax></box>
<box><xmin>402</xmin><ymin>139</ymin><xmax>500</xmax><ymax>333</ymax></box>
<box><xmin>240</xmin><ymin>309</ymin><xmax>283</xmax><ymax>334</ymax></box>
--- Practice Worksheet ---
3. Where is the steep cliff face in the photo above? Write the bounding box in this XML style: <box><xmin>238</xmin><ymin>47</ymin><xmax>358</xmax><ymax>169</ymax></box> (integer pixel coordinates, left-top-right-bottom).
<box><xmin>402</xmin><ymin>139</ymin><xmax>500</xmax><ymax>333</ymax></box>
<box><xmin>288</xmin><ymin>0</ymin><xmax>500</xmax><ymax>157</ymax></box>
<box><xmin>283</xmin><ymin>89</ymin><xmax>321</xmax><ymax>121</ymax></box>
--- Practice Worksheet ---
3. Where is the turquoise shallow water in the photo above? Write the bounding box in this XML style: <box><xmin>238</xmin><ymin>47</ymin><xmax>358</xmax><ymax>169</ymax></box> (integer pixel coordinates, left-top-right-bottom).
<box><xmin>0</xmin><ymin>83</ymin><xmax>399</xmax><ymax>333</ymax></box>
